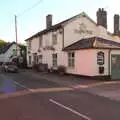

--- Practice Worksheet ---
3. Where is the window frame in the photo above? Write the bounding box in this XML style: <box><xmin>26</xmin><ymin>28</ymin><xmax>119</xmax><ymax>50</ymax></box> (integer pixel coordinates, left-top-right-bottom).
<box><xmin>68</xmin><ymin>52</ymin><xmax>75</xmax><ymax>68</ymax></box>
<box><xmin>39</xmin><ymin>35</ymin><xmax>43</xmax><ymax>47</ymax></box>
<box><xmin>28</xmin><ymin>40</ymin><xmax>32</xmax><ymax>50</ymax></box>
<box><xmin>52</xmin><ymin>53</ymin><xmax>57</xmax><ymax>67</ymax></box>
<box><xmin>38</xmin><ymin>55</ymin><xmax>42</xmax><ymax>64</ymax></box>
<box><xmin>52</xmin><ymin>33</ymin><xmax>57</xmax><ymax>45</ymax></box>
<box><xmin>29</xmin><ymin>56</ymin><xmax>31</xmax><ymax>65</ymax></box>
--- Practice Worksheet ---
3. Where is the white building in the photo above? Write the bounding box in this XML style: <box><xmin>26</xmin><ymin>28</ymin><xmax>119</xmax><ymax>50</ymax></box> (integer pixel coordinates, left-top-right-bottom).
<box><xmin>25</xmin><ymin>8</ymin><xmax>120</xmax><ymax>80</ymax></box>
<box><xmin>0</xmin><ymin>42</ymin><xmax>21</xmax><ymax>63</ymax></box>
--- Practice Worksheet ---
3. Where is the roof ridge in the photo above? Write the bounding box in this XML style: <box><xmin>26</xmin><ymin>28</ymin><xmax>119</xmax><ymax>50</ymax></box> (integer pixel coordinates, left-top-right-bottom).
<box><xmin>25</xmin><ymin>12</ymin><xmax>97</xmax><ymax>41</ymax></box>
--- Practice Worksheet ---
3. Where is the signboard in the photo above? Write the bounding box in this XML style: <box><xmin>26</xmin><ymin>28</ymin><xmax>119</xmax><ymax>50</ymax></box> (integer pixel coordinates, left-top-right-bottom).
<box><xmin>74</xmin><ymin>23</ymin><xmax>93</xmax><ymax>35</ymax></box>
<box><xmin>97</xmin><ymin>51</ymin><xmax>104</xmax><ymax>65</ymax></box>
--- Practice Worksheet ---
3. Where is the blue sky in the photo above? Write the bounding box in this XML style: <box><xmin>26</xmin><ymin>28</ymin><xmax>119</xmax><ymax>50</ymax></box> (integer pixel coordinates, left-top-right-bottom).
<box><xmin>0</xmin><ymin>0</ymin><xmax>119</xmax><ymax>43</ymax></box>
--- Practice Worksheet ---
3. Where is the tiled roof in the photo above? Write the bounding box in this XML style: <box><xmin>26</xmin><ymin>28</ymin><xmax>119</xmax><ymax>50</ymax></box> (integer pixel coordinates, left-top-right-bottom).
<box><xmin>0</xmin><ymin>42</ymin><xmax>26</xmax><ymax>54</ymax></box>
<box><xmin>0</xmin><ymin>42</ymin><xmax>15</xmax><ymax>54</ymax></box>
<box><xmin>63</xmin><ymin>37</ymin><xmax>120</xmax><ymax>51</ymax></box>
<box><xmin>25</xmin><ymin>12</ymin><xmax>97</xmax><ymax>41</ymax></box>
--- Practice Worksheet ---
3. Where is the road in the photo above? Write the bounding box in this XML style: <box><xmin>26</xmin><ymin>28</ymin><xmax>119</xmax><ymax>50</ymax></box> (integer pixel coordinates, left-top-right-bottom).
<box><xmin>0</xmin><ymin>71</ymin><xmax>120</xmax><ymax>120</ymax></box>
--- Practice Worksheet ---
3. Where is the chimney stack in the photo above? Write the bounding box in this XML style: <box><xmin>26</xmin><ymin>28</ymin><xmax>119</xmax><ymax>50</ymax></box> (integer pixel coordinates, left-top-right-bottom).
<box><xmin>97</xmin><ymin>8</ymin><xmax>107</xmax><ymax>29</ymax></box>
<box><xmin>114</xmin><ymin>14</ymin><xmax>120</xmax><ymax>35</ymax></box>
<box><xmin>46</xmin><ymin>14</ymin><xmax>52</xmax><ymax>29</ymax></box>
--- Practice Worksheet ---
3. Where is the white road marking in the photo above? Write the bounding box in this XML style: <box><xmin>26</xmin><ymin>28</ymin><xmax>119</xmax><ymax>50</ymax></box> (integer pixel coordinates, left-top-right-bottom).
<box><xmin>14</xmin><ymin>81</ymin><xmax>32</xmax><ymax>91</ymax></box>
<box><xmin>49</xmin><ymin>99</ymin><xmax>92</xmax><ymax>120</ymax></box>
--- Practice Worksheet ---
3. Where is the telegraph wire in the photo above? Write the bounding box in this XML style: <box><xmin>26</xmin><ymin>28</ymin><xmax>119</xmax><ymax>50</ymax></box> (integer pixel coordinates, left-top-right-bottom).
<box><xmin>17</xmin><ymin>0</ymin><xmax>43</xmax><ymax>17</ymax></box>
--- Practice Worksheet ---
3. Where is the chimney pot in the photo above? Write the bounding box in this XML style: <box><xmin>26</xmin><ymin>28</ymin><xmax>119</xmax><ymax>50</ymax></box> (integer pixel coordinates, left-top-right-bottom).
<box><xmin>114</xmin><ymin>14</ymin><xmax>119</xmax><ymax>35</ymax></box>
<box><xmin>97</xmin><ymin>8</ymin><xmax>107</xmax><ymax>29</ymax></box>
<box><xmin>46</xmin><ymin>14</ymin><xmax>52</xmax><ymax>29</ymax></box>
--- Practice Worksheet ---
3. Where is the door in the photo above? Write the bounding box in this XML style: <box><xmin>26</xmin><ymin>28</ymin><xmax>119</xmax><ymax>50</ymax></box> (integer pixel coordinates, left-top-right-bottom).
<box><xmin>111</xmin><ymin>55</ymin><xmax>120</xmax><ymax>79</ymax></box>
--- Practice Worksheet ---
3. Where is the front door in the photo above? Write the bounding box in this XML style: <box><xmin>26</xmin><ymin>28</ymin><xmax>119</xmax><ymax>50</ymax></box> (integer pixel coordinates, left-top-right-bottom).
<box><xmin>111</xmin><ymin>55</ymin><xmax>120</xmax><ymax>79</ymax></box>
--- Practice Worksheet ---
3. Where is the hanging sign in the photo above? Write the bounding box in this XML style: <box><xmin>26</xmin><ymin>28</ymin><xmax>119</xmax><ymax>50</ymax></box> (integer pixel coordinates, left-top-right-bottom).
<box><xmin>97</xmin><ymin>51</ymin><xmax>104</xmax><ymax>65</ymax></box>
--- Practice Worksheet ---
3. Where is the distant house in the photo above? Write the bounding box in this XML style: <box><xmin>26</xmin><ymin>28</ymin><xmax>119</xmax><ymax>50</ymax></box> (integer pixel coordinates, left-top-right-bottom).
<box><xmin>0</xmin><ymin>42</ymin><xmax>25</xmax><ymax>64</ymax></box>
<box><xmin>25</xmin><ymin>8</ymin><xmax>120</xmax><ymax>80</ymax></box>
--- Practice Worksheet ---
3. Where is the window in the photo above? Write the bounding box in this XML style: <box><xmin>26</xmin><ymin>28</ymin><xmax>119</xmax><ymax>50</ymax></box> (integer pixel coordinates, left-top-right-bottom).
<box><xmin>38</xmin><ymin>55</ymin><xmax>42</xmax><ymax>63</ymax></box>
<box><xmin>28</xmin><ymin>40</ymin><xmax>31</xmax><ymax>50</ymax></box>
<box><xmin>45</xmin><ymin>34</ymin><xmax>49</xmax><ymax>46</ymax></box>
<box><xmin>39</xmin><ymin>36</ymin><xmax>43</xmax><ymax>47</ymax></box>
<box><xmin>52</xmin><ymin>34</ymin><xmax>57</xmax><ymax>45</ymax></box>
<box><xmin>33</xmin><ymin>53</ymin><xmax>37</xmax><ymax>64</ymax></box>
<box><xmin>13</xmin><ymin>49</ymin><xmax>17</xmax><ymax>55</ymax></box>
<box><xmin>68</xmin><ymin>52</ymin><xmax>75</xmax><ymax>68</ymax></box>
<box><xmin>29</xmin><ymin>56</ymin><xmax>31</xmax><ymax>65</ymax></box>
<box><xmin>52</xmin><ymin>54</ymin><xmax>57</xmax><ymax>67</ymax></box>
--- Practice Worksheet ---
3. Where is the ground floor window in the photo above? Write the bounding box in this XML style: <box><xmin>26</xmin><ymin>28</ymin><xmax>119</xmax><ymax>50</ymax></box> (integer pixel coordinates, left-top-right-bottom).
<box><xmin>52</xmin><ymin>54</ymin><xmax>57</xmax><ymax>67</ymax></box>
<box><xmin>38</xmin><ymin>55</ymin><xmax>42</xmax><ymax>63</ymax></box>
<box><xmin>68</xmin><ymin>52</ymin><xmax>75</xmax><ymax>68</ymax></box>
<box><xmin>29</xmin><ymin>56</ymin><xmax>31</xmax><ymax>65</ymax></box>
<box><xmin>33</xmin><ymin>53</ymin><xmax>38</xmax><ymax>64</ymax></box>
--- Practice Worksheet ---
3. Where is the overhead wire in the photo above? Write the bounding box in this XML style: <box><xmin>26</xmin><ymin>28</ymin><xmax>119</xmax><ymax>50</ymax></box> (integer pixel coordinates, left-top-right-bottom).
<box><xmin>17</xmin><ymin>0</ymin><xmax>43</xmax><ymax>17</ymax></box>
<box><xmin>4</xmin><ymin>0</ymin><xmax>44</xmax><ymax>42</ymax></box>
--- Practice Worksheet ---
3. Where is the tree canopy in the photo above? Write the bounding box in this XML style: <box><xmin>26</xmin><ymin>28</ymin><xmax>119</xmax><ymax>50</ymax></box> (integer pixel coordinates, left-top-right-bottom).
<box><xmin>0</xmin><ymin>40</ymin><xmax>7</xmax><ymax>47</ymax></box>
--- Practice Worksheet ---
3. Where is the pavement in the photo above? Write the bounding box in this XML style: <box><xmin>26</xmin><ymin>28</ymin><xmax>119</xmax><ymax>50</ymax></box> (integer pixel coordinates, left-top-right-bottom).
<box><xmin>80</xmin><ymin>82</ymin><xmax>120</xmax><ymax>102</ymax></box>
<box><xmin>0</xmin><ymin>70</ymin><xmax>120</xmax><ymax>120</ymax></box>
<box><xmin>21</xmin><ymin>70</ymin><xmax>120</xmax><ymax>102</ymax></box>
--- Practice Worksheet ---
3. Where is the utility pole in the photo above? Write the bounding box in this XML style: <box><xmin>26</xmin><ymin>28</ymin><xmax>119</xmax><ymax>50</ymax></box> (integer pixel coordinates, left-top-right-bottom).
<box><xmin>15</xmin><ymin>15</ymin><xmax>18</xmax><ymax>56</ymax></box>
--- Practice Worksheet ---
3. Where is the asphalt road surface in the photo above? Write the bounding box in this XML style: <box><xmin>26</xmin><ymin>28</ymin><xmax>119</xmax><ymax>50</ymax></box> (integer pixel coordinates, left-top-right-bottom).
<box><xmin>0</xmin><ymin>72</ymin><xmax>61</xmax><ymax>94</ymax></box>
<box><xmin>0</xmin><ymin>71</ymin><xmax>120</xmax><ymax>120</ymax></box>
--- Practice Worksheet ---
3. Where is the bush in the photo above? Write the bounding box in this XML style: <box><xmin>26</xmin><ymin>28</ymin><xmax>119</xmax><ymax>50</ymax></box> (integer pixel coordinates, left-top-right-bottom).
<box><xmin>58</xmin><ymin>65</ymin><xmax>66</xmax><ymax>75</ymax></box>
<box><xmin>33</xmin><ymin>63</ymin><xmax>48</xmax><ymax>72</ymax></box>
<box><xmin>32</xmin><ymin>64</ymin><xmax>39</xmax><ymax>71</ymax></box>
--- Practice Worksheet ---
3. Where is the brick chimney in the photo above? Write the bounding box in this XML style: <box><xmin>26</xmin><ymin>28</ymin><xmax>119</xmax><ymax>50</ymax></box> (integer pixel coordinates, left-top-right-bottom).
<box><xmin>114</xmin><ymin>14</ymin><xmax>120</xmax><ymax>35</ymax></box>
<box><xmin>97</xmin><ymin>8</ymin><xmax>107</xmax><ymax>29</ymax></box>
<box><xmin>46</xmin><ymin>14</ymin><xmax>52</xmax><ymax>29</ymax></box>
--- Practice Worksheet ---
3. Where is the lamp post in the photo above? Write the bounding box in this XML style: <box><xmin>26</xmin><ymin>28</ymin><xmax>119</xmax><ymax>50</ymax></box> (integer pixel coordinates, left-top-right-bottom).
<box><xmin>15</xmin><ymin>15</ymin><xmax>18</xmax><ymax>56</ymax></box>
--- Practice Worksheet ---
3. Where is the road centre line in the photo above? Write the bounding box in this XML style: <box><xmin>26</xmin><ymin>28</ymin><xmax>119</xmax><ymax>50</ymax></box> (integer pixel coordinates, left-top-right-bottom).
<box><xmin>49</xmin><ymin>99</ymin><xmax>92</xmax><ymax>120</ymax></box>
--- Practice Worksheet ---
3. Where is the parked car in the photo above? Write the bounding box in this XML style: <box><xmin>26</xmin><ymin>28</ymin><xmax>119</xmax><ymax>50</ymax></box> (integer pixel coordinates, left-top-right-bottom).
<box><xmin>2</xmin><ymin>62</ymin><xmax>18</xmax><ymax>73</ymax></box>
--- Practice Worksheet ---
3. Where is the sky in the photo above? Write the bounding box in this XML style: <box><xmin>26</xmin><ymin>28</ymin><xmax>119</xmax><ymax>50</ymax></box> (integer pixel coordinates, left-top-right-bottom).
<box><xmin>0</xmin><ymin>0</ymin><xmax>119</xmax><ymax>43</ymax></box>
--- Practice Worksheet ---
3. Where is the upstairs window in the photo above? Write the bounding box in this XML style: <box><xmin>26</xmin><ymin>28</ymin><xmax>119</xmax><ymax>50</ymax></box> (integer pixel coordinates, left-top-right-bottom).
<box><xmin>28</xmin><ymin>40</ymin><xmax>31</xmax><ymax>50</ymax></box>
<box><xmin>52</xmin><ymin>34</ymin><xmax>57</xmax><ymax>45</ymax></box>
<box><xmin>39</xmin><ymin>36</ymin><xmax>43</xmax><ymax>47</ymax></box>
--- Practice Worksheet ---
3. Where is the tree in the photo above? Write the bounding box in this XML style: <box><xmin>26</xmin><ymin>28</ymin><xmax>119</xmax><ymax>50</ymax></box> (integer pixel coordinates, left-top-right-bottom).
<box><xmin>0</xmin><ymin>40</ymin><xmax>7</xmax><ymax>48</ymax></box>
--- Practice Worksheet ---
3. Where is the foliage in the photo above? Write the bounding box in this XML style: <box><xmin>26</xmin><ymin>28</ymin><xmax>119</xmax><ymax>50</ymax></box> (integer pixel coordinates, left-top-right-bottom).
<box><xmin>58</xmin><ymin>65</ymin><xmax>66</xmax><ymax>75</ymax></box>
<box><xmin>0</xmin><ymin>40</ymin><xmax>7</xmax><ymax>48</ymax></box>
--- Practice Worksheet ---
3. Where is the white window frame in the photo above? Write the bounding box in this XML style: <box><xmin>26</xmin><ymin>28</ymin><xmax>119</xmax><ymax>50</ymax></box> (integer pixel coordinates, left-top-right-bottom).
<box><xmin>39</xmin><ymin>36</ymin><xmax>43</xmax><ymax>47</ymax></box>
<box><xmin>52</xmin><ymin>33</ymin><xmax>57</xmax><ymax>45</ymax></box>
<box><xmin>29</xmin><ymin>56</ymin><xmax>31</xmax><ymax>65</ymax></box>
<box><xmin>28</xmin><ymin>40</ymin><xmax>31</xmax><ymax>50</ymax></box>
<box><xmin>52</xmin><ymin>54</ymin><xmax>57</xmax><ymax>67</ymax></box>
<box><xmin>68</xmin><ymin>52</ymin><xmax>75</xmax><ymax>68</ymax></box>
<box><xmin>38</xmin><ymin>55</ymin><xmax>42</xmax><ymax>63</ymax></box>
